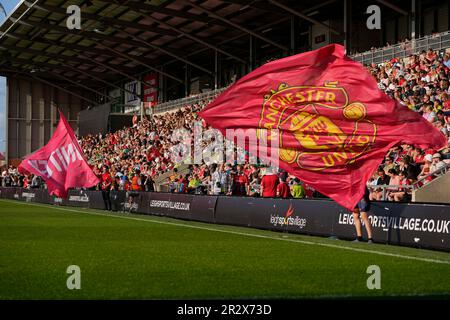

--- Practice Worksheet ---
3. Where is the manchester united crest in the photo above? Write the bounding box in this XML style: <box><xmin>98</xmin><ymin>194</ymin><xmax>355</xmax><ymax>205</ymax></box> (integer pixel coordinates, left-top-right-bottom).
<box><xmin>258</xmin><ymin>81</ymin><xmax>377</xmax><ymax>172</ymax></box>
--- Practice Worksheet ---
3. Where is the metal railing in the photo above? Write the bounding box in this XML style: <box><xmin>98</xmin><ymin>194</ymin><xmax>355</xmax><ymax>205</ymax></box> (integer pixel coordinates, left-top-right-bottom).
<box><xmin>368</xmin><ymin>184</ymin><xmax>415</xmax><ymax>201</ymax></box>
<box><xmin>108</xmin><ymin>103</ymin><xmax>139</xmax><ymax>114</ymax></box>
<box><xmin>109</xmin><ymin>32</ymin><xmax>450</xmax><ymax>117</ymax></box>
<box><xmin>123</xmin><ymin>104</ymin><xmax>140</xmax><ymax>114</ymax></box>
<box><xmin>411</xmin><ymin>162</ymin><xmax>450</xmax><ymax>189</ymax></box>
<box><xmin>106</xmin><ymin>87</ymin><xmax>229</xmax><ymax>116</ymax></box>
<box><xmin>150</xmin><ymin>87</ymin><xmax>229</xmax><ymax>115</ymax></box>
<box><xmin>369</xmin><ymin>162</ymin><xmax>450</xmax><ymax>201</ymax></box>
<box><xmin>351</xmin><ymin>31</ymin><xmax>450</xmax><ymax>65</ymax></box>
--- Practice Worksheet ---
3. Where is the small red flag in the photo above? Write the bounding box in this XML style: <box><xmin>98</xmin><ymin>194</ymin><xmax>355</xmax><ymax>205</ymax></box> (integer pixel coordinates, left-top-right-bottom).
<box><xmin>18</xmin><ymin>111</ymin><xmax>100</xmax><ymax>198</ymax></box>
<box><xmin>199</xmin><ymin>44</ymin><xmax>447</xmax><ymax>210</ymax></box>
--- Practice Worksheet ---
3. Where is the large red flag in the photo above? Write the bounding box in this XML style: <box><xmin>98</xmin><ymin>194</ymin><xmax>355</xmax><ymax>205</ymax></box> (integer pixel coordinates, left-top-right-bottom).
<box><xmin>18</xmin><ymin>111</ymin><xmax>100</xmax><ymax>198</ymax></box>
<box><xmin>199</xmin><ymin>44</ymin><xmax>447</xmax><ymax>210</ymax></box>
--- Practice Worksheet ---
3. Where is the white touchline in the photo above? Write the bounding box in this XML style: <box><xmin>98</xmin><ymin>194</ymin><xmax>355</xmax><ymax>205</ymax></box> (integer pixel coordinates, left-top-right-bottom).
<box><xmin>2</xmin><ymin>199</ymin><xmax>450</xmax><ymax>265</ymax></box>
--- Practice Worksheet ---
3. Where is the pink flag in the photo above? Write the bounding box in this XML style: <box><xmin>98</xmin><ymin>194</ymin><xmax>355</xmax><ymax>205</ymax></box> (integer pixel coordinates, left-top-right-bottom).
<box><xmin>18</xmin><ymin>110</ymin><xmax>100</xmax><ymax>198</ymax></box>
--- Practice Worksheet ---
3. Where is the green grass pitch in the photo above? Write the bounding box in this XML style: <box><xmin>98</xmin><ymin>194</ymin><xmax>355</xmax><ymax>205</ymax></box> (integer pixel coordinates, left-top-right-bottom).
<box><xmin>0</xmin><ymin>199</ymin><xmax>449</xmax><ymax>299</ymax></box>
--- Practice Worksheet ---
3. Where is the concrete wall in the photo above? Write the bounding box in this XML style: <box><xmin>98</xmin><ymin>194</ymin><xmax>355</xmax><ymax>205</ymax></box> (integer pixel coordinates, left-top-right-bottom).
<box><xmin>7</xmin><ymin>76</ymin><xmax>90</xmax><ymax>164</ymax></box>
<box><xmin>413</xmin><ymin>171</ymin><xmax>450</xmax><ymax>203</ymax></box>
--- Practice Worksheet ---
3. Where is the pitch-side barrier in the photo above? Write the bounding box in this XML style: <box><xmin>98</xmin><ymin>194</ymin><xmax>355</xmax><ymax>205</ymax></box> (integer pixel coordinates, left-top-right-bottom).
<box><xmin>1</xmin><ymin>187</ymin><xmax>449</xmax><ymax>251</ymax></box>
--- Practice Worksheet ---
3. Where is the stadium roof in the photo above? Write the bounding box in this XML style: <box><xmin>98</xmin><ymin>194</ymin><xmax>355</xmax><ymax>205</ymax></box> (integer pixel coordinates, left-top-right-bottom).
<box><xmin>0</xmin><ymin>0</ymin><xmax>345</xmax><ymax>99</ymax></box>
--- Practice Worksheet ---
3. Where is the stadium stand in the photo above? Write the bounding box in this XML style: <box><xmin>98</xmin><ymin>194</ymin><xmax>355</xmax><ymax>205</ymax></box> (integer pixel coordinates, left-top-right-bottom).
<box><xmin>1</xmin><ymin>45</ymin><xmax>450</xmax><ymax>203</ymax></box>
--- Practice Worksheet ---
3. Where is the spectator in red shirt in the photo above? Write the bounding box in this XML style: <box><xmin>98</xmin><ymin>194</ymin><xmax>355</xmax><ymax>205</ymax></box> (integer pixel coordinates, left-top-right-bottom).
<box><xmin>23</xmin><ymin>175</ymin><xmax>30</xmax><ymax>189</ymax></box>
<box><xmin>426</xmin><ymin>48</ymin><xmax>437</xmax><ymax>63</ymax></box>
<box><xmin>303</xmin><ymin>183</ymin><xmax>315</xmax><ymax>198</ymax></box>
<box><xmin>101</xmin><ymin>166</ymin><xmax>112</xmax><ymax>211</ymax></box>
<box><xmin>276</xmin><ymin>177</ymin><xmax>291</xmax><ymax>198</ymax></box>
<box><xmin>132</xmin><ymin>113</ymin><xmax>138</xmax><ymax>127</ymax></box>
<box><xmin>232</xmin><ymin>165</ymin><xmax>249</xmax><ymax>196</ymax></box>
<box><xmin>123</xmin><ymin>178</ymin><xmax>131</xmax><ymax>191</ymax></box>
<box><xmin>260</xmin><ymin>167</ymin><xmax>279</xmax><ymax>198</ymax></box>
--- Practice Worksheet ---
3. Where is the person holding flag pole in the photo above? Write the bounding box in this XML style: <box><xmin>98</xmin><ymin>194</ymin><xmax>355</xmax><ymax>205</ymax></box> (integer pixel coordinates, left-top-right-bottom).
<box><xmin>352</xmin><ymin>186</ymin><xmax>374</xmax><ymax>243</ymax></box>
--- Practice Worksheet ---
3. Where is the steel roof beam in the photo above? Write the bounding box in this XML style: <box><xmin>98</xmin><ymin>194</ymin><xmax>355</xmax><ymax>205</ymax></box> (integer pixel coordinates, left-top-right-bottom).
<box><xmin>8</xmin><ymin>68</ymin><xmax>99</xmax><ymax>106</ymax></box>
<box><xmin>28</xmin><ymin>75</ymin><xmax>99</xmax><ymax>106</ymax></box>
<box><xmin>18</xmin><ymin>18</ymin><xmax>212</xmax><ymax>75</ymax></box>
<box><xmin>302</xmin><ymin>0</ymin><xmax>339</xmax><ymax>14</ymax></box>
<box><xmin>2</xmin><ymin>30</ymin><xmax>184</xmax><ymax>84</ymax></box>
<box><xmin>3</xmin><ymin>55</ymin><xmax>104</xmax><ymax>75</ymax></box>
<box><xmin>4</xmin><ymin>54</ymin><xmax>156</xmax><ymax>90</ymax></box>
<box><xmin>0</xmin><ymin>43</ymin><xmax>124</xmax><ymax>72</ymax></box>
<box><xmin>267</xmin><ymin>0</ymin><xmax>341</xmax><ymax>35</ymax></box>
<box><xmin>122</xmin><ymin>1</ymin><xmax>246</xmax><ymax>63</ymax></box>
<box><xmin>40</xmin><ymin>69</ymin><xmax>114</xmax><ymax>101</ymax></box>
<box><xmin>15</xmin><ymin>19</ymin><xmax>152</xmax><ymax>47</ymax></box>
<box><xmin>101</xmin><ymin>0</ymin><xmax>227</xmax><ymax>26</ymax></box>
<box><xmin>117</xmin><ymin>27</ymin><xmax>213</xmax><ymax>74</ymax></box>
<box><xmin>375</xmin><ymin>0</ymin><xmax>408</xmax><ymax>15</ymax></box>
<box><xmin>188</xmin><ymin>0</ymin><xmax>289</xmax><ymax>51</ymax></box>
<box><xmin>95</xmin><ymin>43</ymin><xmax>184</xmax><ymax>84</ymax></box>
<box><xmin>4</xmin><ymin>31</ymin><xmax>123</xmax><ymax>58</ymax></box>
<box><xmin>34</xmin><ymin>2</ymin><xmax>180</xmax><ymax>37</ymax></box>
<box><xmin>62</xmin><ymin>63</ymin><xmax>139</xmax><ymax>97</ymax></box>
<box><xmin>8</xmin><ymin>20</ymin><xmax>183</xmax><ymax>84</ymax></box>
<box><xmin>163</xmin><ymin>16</ymin><xmax>291</xmax><ymax>66</ymax></box>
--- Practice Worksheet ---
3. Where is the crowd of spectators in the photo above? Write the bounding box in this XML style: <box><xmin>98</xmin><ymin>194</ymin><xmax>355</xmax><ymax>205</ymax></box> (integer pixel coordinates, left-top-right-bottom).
<box><xmin>366</xmin><ymin>48</ymin><xmax>450</xmax><ymax>200</ymax></box>
<box><xmin>80</xmin><ymin>100</ymin><xmax>206</xmax><ymax>193</ymax></box>
<box><xmin>164</xmin><ymin>164</ymin><xmax>311</xmax><ymax>199</ymax></box>
<box><xmin>77</xmin><ymin>99</ymin><xmax>313</xmax><ymax>199</ymax></box>
<box><xmin>1</xmin><ymin>47</ymin><xmax>450</xmax><ymax>203</ymax></box>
